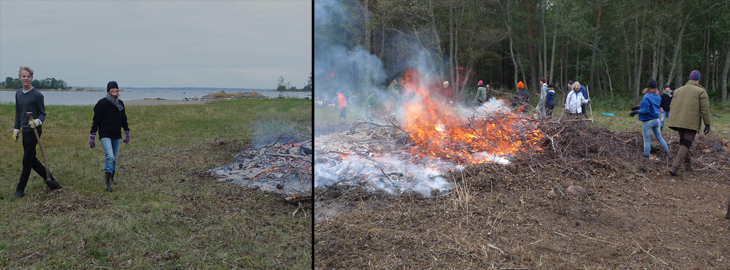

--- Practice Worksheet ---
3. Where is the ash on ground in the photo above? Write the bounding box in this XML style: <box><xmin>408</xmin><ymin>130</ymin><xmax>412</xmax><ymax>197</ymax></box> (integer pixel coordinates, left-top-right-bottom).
<box><xmin>314</xmin><ymin>122</ymin><xmax>454</xmax><ymax>197</ymax></box>
<box><xmin>210</xmin><ymin>139</ymin><xmax>312</xmax><ymax>197</ymax></box>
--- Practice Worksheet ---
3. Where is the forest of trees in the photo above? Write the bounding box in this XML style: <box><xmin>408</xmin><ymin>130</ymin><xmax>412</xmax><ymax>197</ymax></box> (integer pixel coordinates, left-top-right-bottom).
<box><xmin>1</xmin><ymin>77</ymin><xmax>68</xmax><ymax>90</ymax></box>
<box><xmin>316</xmin><ymin>0</ymin><xmax>730</xmax><ymax>103</ymax></box>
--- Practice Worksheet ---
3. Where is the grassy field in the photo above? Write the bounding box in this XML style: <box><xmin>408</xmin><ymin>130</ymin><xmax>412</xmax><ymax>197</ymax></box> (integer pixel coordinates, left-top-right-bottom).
<box><xmin>0</xmin><ymin>98</ymin><xmax>311</xmax><ymax>269</ymax></box>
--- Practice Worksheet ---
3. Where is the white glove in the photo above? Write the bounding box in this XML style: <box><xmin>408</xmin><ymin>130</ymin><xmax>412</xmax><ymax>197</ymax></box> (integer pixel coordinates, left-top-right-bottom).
<box><xmin>28</xmin><ymin>119</ymin><xmax>42</xmax><ymax>128</ymax></box>
<box><xmin>12</xmin><ymin>129</ymin><xmax>20</xmax><ymax>142</ymax></box>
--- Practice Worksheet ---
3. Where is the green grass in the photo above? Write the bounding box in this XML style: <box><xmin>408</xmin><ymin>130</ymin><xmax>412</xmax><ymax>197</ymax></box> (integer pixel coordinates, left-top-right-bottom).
<box><xmin>0</xmin><ymin>98</ymin><xmax>311</xmax><ymax>269</ymax></box>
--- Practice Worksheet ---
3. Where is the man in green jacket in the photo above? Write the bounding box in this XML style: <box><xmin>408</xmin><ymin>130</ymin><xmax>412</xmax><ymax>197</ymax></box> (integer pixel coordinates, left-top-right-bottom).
<box><xmin>666</xmin><ymin>70</ymin><xmax>711</xmax><ymax>176</ymax></box>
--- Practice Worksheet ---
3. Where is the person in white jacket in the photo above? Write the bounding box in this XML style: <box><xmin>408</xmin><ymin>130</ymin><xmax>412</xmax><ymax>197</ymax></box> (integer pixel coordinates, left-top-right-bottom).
<box><xmin>565</xmin><ymin>81</ymin><xmax>590</xmax><ymax>117</ymax></box>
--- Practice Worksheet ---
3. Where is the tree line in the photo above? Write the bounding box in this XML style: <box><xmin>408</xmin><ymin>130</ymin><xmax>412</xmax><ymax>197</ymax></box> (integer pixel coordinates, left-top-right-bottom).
<box><xmin>2</xmin><ymin>77</ymin><xmax>69</xmax><ymax>90</ymax></box>
<box><xmin>317</xmin><ymin>0</ymin><xmax>730</xmax><ymax>102</ymax></box>
<box><xmin>276</xmin><ymin>73</ymin><xmax>313</xmax><ymax>91</ymax></box>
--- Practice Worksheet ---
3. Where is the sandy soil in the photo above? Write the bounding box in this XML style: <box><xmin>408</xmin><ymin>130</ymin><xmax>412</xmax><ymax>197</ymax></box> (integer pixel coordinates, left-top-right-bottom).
<box><xmin>315</xmin><ymin>120</ymin><xmax>730</xmax><ymax>269</ymax></box>
<box><xmin>123</xmin><ymin>99</ymin><xmax>208</xmax><ymax>106</ymax></box>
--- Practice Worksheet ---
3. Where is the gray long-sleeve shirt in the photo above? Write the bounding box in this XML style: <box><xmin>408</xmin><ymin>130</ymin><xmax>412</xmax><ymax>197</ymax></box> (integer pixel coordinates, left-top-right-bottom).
<box><xmin>14</xmin><ymin>88</ymin><xmax>46</xmax><ymax>129</ymax></box>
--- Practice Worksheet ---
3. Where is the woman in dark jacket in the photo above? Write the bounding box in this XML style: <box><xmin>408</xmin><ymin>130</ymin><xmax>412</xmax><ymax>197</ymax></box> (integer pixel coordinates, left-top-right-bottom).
<box><xmin>545</xmin><ymin>84</ymin><xmax>556</xmax><ymax>116</ymax></box>
<box><xmin>89</xmin><ymin>81</ymin><xmax>130</xmax><ymax>192</ymax></box>
<box><xmin>659</xmin><ymin>84</ymin><xmax>673</xmax><ymax>131</ymax></box>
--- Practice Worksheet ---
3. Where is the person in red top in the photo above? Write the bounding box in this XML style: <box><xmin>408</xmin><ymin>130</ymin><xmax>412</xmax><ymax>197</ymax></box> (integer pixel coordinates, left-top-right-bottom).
<box><xmin>337</xmin><ymin>91</ymin><xmax>347</xmax><ymax>120</ymax></box>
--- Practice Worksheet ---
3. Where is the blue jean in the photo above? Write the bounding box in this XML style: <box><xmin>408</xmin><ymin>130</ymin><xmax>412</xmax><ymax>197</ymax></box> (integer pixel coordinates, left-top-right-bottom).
<box><xmin>642</xmin><ymin>118</ymin><xmax>669</xmax><ymax>156</ymax></box>
<box><xmin>660</xmin><ymin>111</ymin><xmax>670</xmax><ymax>128</ymax></box>
<box><xmin>100</xmin><ymin>138</ymin><xmax>121</xmax><ymax>173</ymax></box>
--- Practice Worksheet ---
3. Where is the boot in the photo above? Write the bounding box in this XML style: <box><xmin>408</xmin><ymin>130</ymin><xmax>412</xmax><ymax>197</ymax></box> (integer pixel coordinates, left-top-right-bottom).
<box><xmin>104</xmin><ymin>172</ymin><xmax>113</xmax><ymax>192</ymax></box>
<box><xmin>44</xmin><ymin>174</ymin><xmax>62</xmax><ymax>191</ymax></box>
<box><xmin>726</xmin><ymin>196</ymin><xmax>730</xmax><ymax>219</ymax></box>
<box><xmin>12</xmin><ymin>189</ymin><xmax>25</xmax><ymax>199</ymax></box>
<box><xmin>670</xmin><ymin>145</ymin><xmax>689</xmax><ymax>176</ymax></box>
<box><xmin>682</xmin><ymin>151</ymin><xmax>694</xmax><ymax>172</ymax></box>
<box><xmin>111</xmin><ymin>171</ymin><xmax>116</xmax><ymax>185</ymax></box>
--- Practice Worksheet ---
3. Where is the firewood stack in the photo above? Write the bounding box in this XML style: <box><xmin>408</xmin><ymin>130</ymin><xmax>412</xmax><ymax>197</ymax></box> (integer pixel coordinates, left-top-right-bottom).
<box><xmin>211</xmin><ymin>139</ymin><xmax>312</xmax><ymax>200</ymax></box>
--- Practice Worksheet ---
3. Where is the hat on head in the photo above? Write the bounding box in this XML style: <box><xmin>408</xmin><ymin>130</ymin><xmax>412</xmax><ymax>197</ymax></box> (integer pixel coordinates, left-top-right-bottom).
<box><xmin>647</xmin><ymin>79</ymin><xmax>657</xmax><ymax>89</ymax></box>
<box><xmin>540</xmin><ymin>78</ymin><xmax>546</xmax><ymax>83</ymax></box>
<box><xmin>478</xmin><ymin>80</ymin><xmax>483</xmax><ymax>85</ymax></box>
<box><xmin>548</xmin><ymin>83</ymin><xmax>554</xmax><ymax>88</ymax></box>
<box><xmin>664</xmin><ymin>84</ymin><xmax>670</xmax><ymax>89</ymax></box>
<box><xmin>107</xmin><ymin>81</ymin><xmax>119</xmax><ymax>92</ymax></box>
<box><xmin>572</xmin><ymin>82</ymin><xmax>581</xmax><ymax>89</ymax></box>
<box><xmin>689</xmin><ymin>70</ymin><xmax>701</xmax><ymax>81</ymax></box>
<box><xmin>517</xmin><ymin>81</ymin><xmax>524</xmax><ymax>89</ymax></box>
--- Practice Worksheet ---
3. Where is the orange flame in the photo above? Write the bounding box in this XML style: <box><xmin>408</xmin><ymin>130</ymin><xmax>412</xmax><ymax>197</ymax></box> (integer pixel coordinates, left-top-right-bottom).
<box><xmin>253</xmin><ymin>166</ymin><xmax>281</xmax><ymax>180</ymax></box>
<box><xmin>398</xmin><ymin>69</ymin><xmax>543</xmax><ymax>165</ymax></box>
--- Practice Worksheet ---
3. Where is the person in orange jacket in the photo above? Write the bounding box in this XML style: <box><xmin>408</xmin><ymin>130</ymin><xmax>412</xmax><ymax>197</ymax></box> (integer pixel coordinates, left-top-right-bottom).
<box><xmin>337</xmin><ymin>91</ymin><xmax>347</xmax><ymax>120</ymax></box>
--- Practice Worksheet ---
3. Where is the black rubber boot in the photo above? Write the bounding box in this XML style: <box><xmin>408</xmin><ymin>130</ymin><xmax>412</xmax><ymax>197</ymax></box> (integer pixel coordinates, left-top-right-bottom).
<box><xmin>111</xmin><ymin>171</ymin><xmax>116</xmax><ymax>185</ymax></box>
<box><xmin>45</xmin><ymin>174</ymin><xmax>62</xmax><ymax>191</ymax></box>
<box><xmin>12</xmin><ymin>190</ymin><xmax>25</xmax><ymax>199</ymax></box>
<box><xmin>104</xmin><ymin>172</ymin><xmax>113</xmax><ymax>192</ymax></box>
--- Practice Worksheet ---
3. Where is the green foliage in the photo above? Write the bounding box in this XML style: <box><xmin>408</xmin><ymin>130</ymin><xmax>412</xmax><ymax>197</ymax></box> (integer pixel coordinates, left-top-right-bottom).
<box><xmin>316</xmin><ymin>0</ymin><xmax>730</xmax><ymax>101</ymax></box>
<box><xmin>2</xmin><ymin>77</ymin><xmax>67</xmax><ymax>89</ymax></box>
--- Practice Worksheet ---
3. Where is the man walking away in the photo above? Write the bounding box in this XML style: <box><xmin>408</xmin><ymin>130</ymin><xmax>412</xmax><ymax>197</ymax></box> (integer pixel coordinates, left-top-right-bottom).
<box><xmin>666</xmin><ymin>70</ymin><xmax>711</xmax><ymax>176</ymax></box>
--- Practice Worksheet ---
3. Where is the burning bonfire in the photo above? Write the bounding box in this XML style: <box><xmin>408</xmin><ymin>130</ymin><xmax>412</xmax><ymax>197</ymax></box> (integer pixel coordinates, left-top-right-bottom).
<box><xmin>315</xmin><ymin>70</ymin><xmax>545</xmax><ymax>196</ymax></box>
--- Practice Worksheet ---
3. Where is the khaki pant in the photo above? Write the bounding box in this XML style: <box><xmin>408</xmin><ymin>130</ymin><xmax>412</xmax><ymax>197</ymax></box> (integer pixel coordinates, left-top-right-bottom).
<box><xmin>671</xmin><ymin>128</ymin><xmax>696</xmax><ymax>171</ymax></box>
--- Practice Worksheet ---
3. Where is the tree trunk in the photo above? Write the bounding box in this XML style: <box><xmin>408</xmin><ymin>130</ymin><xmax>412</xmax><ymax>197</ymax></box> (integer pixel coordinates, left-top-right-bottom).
<box><xmin>526</xmin><ymin>0</ymin><xmax>538</xmax><ymax>92</ymax></box>
<box><xmin>575</xmin><ymin>48</ymin><xmax>579</xmax><ymax>81</ymax></box>
<box><xmin>540</xmin><ymin>2</ymin><xmax>548</xmax><ymax>77</ymax></box>
<box><xmin>659</xmin><ymin>37</ymin><xmax>665</xmax><ymax>86</ymax></box>
<box><xmin>621</xmin><ymin>23</ymin><xmax>632</xmax><ymax>95</ymax></box>
<box><xmin>722</xmin><ymin>45</ymin><xmax>730</xmax><ymax>103</ymax></box>
<box><xmin>667</xmin><ymin>10</ymin><xmax>693</xmax><ymax>86</ymax></box>
<box><xmin>651</xmin><ymin>27</ymin><xmax>659</xmax><ymax>80</ymax></box>
<box><xmin>549</xmin><ymin>7</ymin><xmax>558</xmax><ymax>84</ymax></box>
<box><xmin>675</xmin><ymin>54</ymin><xmax>683</xmax><ymax>87</ymax></box>
<box><xmin>633</xmin><ymin>13</ymin><xmax>646</xmax><ymax>97</ymax></box>
<box><xmin>363</xmin><ymin>0</ymin><xmax>371</xmax><ymax>90</ymax></box>
<box><xmin>449</xmin><ymin>5</ymin><xmax>455</xmax><ymax>93</ymax></box>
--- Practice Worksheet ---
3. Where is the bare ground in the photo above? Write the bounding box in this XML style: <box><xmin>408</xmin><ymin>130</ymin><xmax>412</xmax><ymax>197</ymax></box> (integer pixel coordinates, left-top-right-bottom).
<box><xmin>314</xmin><ymin>120</ymin><xmax>730</xmax><ymax>269</ymax></box>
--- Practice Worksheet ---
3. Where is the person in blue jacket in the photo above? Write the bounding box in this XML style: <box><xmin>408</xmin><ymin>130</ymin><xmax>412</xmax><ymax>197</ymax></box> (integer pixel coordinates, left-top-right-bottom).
<box><xmin>630</xmin><ymin>79</ymin><xmax>669</xmax><ymax>159</ymax></box>
<box><xmin>545</xmin><ymin>83</ymin><xmax>556</xmax><ymax>116</ymax></box>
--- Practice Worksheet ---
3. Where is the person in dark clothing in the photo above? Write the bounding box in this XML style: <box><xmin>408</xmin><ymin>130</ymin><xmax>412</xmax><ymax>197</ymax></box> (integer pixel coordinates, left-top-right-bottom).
<box><xmin>666</xmin><ymin>70</ymin><xmax>710</xmax><ymax>176</ymax></box>
<box><xmin>578</xmin><ymin>82</ymin><xmax>589</xmax><ymax>118</ymax></box>
<box><xmin>89</xmin><ymin>81</ymin><xmax>131</xmax><ymax>192</ymax></box>
<box><xmin>659</xmin><ymin>84</ymin><xmax>673</xmax><ymax>131</ymax></box>
<box><xmin>545</xmin><ymin>84</ymin><xmax>556</xmax><ymax>116</ymax></box>
<box><xmin>12</xmin><ymin>66</ymin><xmax>62</xmax><ymax>198</ymax></box>
<box><xmin>512</xmin><ymin>81</ymin><xmax>529</xmax><ymax>115</ymax></box>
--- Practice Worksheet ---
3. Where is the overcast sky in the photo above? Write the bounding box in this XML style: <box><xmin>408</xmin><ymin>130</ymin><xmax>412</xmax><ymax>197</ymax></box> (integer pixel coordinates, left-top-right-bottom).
<box><xmin>0</xmin><ymin>1</ymin><xmax>312</xmax><ymax>89</ymax></box>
